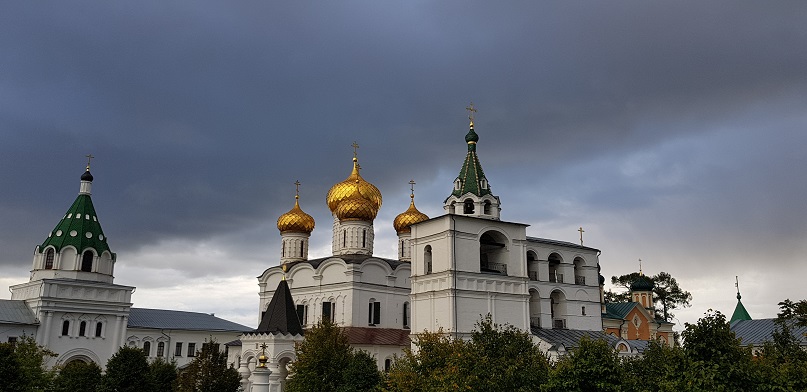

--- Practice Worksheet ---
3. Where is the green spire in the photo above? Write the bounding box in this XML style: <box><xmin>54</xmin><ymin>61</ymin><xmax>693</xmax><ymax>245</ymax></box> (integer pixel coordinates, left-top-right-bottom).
<box><xmin>449</xmin><ymin>122</ymin><xmax>491</xmax><ymax>198</ymax></box>
<box><xmin>730</xmin><ymin>277</ymin><xmax>751</xmax><ymax>323</ymax></box>
<box><xmin>39</xmin><ymin>168</ymin><xmax>111</xmax><ymax>256</ymax></box>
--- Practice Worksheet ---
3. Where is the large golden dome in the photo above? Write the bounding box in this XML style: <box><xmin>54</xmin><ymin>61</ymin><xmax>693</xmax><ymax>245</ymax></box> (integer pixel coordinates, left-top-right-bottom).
<box><xmin>326</xmin><ymin>157</ymin><xmax>382</xmax><ymax>214</ymax></box>
<box><xmin>277</xmin><ymin>196</ymin><xmax>315</xmax><ymax>234</ymax></box>
<box><xmin>393</xmin><ymin>195</ymin><xmax>429</xmax><ymax>234</ymax></box>
<box><xmin>335</xmin><ymin>180</ymin><xmax>378</xmax><ymax>222</ymax></box>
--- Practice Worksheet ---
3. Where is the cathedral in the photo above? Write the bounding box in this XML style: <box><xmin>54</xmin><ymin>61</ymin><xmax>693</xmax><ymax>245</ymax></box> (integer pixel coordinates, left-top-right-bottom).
<box><xmin>1</xmin><ymin>112</ymin><xmax>668</xmax><ymax>391</ymax></box>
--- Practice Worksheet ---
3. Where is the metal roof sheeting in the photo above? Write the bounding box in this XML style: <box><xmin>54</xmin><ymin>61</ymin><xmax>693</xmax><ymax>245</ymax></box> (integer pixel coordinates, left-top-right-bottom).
<box><xmin>0</xmin><ymin>300</ymin><xmax>37</xmax><ymax>325</ymax></box>
<box><xmin>730</xmin><ymin>318</ymin><xmax>807</xmax><ymax>346</ymax></box>
<box><xmin>128</xmin><ymin>308</ymin><xmax>252</xmax><ymax>332</ymax></box>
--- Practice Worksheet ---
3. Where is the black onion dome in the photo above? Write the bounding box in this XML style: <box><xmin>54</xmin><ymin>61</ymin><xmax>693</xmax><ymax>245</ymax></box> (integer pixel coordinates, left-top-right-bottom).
<box><xmin>81</xmin><ymin>169</ymin><xmax>94</xmax><ymax>182</ymax></box>
<box><xmin>630</xmin><ymin>275</ymin><xmax>654</xmax><ymax>291</ymax></box>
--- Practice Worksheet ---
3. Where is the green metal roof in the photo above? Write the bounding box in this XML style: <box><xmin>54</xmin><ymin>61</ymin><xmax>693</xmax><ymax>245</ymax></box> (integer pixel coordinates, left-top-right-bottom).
<box><xmin>449</xmin><ymin>124</ymin><xmax>491</xmax><ymax>199</ymax></box>
<box><xmin>39</xmin><ymin>191</ymin><xmax>111</xmax><ymax>255</ymax></box>
<box><xmin>730</xmin><ymin>293</ymin><xmax>752</xmax><ymax>323</ymax></box>
<box><xmin>603</xmin><ymin>302</ymin><xmax>638</xmax><ymax>319</ymax></box>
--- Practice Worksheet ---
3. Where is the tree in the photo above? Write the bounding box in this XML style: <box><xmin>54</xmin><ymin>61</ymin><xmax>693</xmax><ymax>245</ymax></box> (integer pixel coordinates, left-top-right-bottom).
<box><xmin>100</xmin><ymin>346</ymin><xmax>150</xmax><ymax>392</ymax></box>
<box><xmin>176</xmin><ymin>339</ymin><xmax>241</xmax><ymax>392</ymax></box>
<box><xmin>0</xmin><ymin>335</ymin><xmax>57</xmax><ymax>392</ymax></box>
<box><xmin>385</xmin><ymin>316</ymin><xmax>548</xmax><ymax>392</ymax></box>
<box><xmin>53</xmin><ymin>361</ymin><xmax>102</xmax><ymax>392</ymax></box>
<box><xmin>543</xmin><ymin>337</ymin><xmax>623</xmax><ymax>392</ymax></box>
<box><xmin>286</xmin><ymin>320</ymin><xmax>381</xmax><ymax>392</ymax></box>
<box><xmin>148</xmin><ymin>358</ymin><xmax>178</xmax><ymax>392</ymax></box>
<box><xmin>609</xmin><ymin>271</ymin><xmax>692</xmax><ymax>321</ymax></box>
<box><xmin>777</xmin><ymin>298</ymin><xmax>807</xmax><ymax>327</ymax></box>
<box><xmin>756</xmin><ymin>317</ymin><xmax>807</xmax><ymax>391</ymax></box>
<box><xmin>623</xmin><ymin>340</ymin><xmax>690</xmax><ymax>392</ymax></box>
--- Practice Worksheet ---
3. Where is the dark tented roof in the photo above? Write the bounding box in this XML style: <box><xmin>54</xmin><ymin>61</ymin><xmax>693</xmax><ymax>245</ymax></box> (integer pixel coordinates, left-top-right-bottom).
<box><xmin>0</xmin><ymin>300</ymin><xmax>37</xmax><ymax>325</ymax></box>
<box><xmin>127</xmin><ymin>308</ymin><xmax>252</xmax><ymax>332</ymax></box>
<box><xmin>255</xmin><ymin>279</ymin><xmax>303</xmax><ymax>336</ymax></box>
<box><xmin>730</xmin><ymin>319</ymin><xmax>807</xmax><ymax>346</ymax></box>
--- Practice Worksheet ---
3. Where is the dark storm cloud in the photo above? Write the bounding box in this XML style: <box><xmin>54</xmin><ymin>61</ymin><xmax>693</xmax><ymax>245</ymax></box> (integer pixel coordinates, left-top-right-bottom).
<box><xmin>2</xmin><ymin>1</ymin><xmax>806</xmax><ymax>324</ymax></box>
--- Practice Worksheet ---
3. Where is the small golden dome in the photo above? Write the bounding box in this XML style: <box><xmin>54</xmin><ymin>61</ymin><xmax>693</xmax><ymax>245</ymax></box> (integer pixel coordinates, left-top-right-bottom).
<box><xmin>335</xmin><ymin>180</ymin><xmax>378</xmax><ymax>222</ymax></box>
<box><xmin>393</xmin><ymin>194</ymin><xmax>429</xmax><ymax>234</ymax></box>
<box><xmin>326</xmin><ymin>157</ymin><xmax>382</xmax><ymax>214</ymax></box>
<box><xmin>277</xmin><ymin>196</ymin><xmax>315</xmax><ymax>234</ymax></box>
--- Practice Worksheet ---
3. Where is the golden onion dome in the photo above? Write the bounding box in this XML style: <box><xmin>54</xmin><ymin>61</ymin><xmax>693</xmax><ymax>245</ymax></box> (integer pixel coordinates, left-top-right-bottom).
<box><xmin>277</xmin><ymin>196</ymin><xmax>315</xmax><ymax>234</ymax></box>
<box><xmin>335</xmin><ymin>180</ymin><xmax>378</xmax><ymax>222</ymax></box>
<box><xmin>393</xmin><ymin>194</ymin><xmax>429</xmax><ymax>234</ymax></box>
<box><xmin>326</xmin><ymin>157</ymin><xmax>382</xmax><ymax>214</ymax></box>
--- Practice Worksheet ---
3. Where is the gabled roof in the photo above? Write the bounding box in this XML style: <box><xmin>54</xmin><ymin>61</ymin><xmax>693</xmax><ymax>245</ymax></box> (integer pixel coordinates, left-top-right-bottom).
<box><xmin>343</xmin><ymin>327</ymin><xmax>410</xmax><ymax>347</ymax></box>
<box><xmin>0</xmin><ymin>300</ymin><xmax>37</xmax><ymax>325</ymax></box>
<box><xmin>128</xmin><ymin>308</ymin><xmax>252</xmax><ymax>332</ymax></box>
<box><xmin>603</xmin><ymin>302</ymin><xmax>639</xmax><ymax>320</ymax></box>
<box><xmin>531</xmin><ymin>327</ymin><xmax>620</xmax><ymax>350</ymax></box>
<box><xmin>730</xmin><ymin>318</ymin><xmax>807</xmax><ymax>346</ymax></box>
<box><xmin>526</xmin><ymin>236</ymin><xmax>600</xmax><ymax>252</ymax></box>
<box><xmin>255</xmin><ymin>279</ymin><xmax>303</xmax><ymax>336</ymax></box>
<box><xmin>40</xmin><ymin>191</ymin><xmax>111</xmax><ymax>255</ymax></box>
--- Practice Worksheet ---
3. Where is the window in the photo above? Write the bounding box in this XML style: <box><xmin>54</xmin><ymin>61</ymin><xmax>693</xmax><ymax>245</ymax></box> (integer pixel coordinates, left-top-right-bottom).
<box><xmin>483</xmin><ymin>200</ymin><xmax>491</xmax><ymax>214</ymax></box>
<box><xmin>79</xmin><ymin>321</ymin><xmax>87</xmax><ymax>336</ymax></box>
<box><xmin>343</xmin><ymin>230</ymin><xmax>346</xmax><ymax>247</ymax></box>
<box><xmin>368</xmin><ymin>301</ymin><xmax>380</xmax><ymax>326</ymax></box>
<box><xmin>282</xmin><ymin>242</ymin><xmax>285</xmax><ymax>258</ymax></box>
<box><xmin>8</xmin><ymin>337</ymin><xmax>17</xmax><ymax>343</ymax></box>
<box><xmin>362</xmin><ymin>229</ymin><xmax>366</xmax><ymax>248</ymax></box>
<box><xmin>463</xmin><ymin>199</ymin><xmax>474</xmax><ymax>214</ymax></box>
<box><xmin>384</xmin><ymin>358</ymin><xmax>392</xmax><ymax>372</ymax></box>
<box><xmin>157</xmin><ymin>342</ymin><xmax>165</xmax><ymax>357</ymax></box>
<box><xmin>400</xmin><ymin>240</ymin><xmax>404</xmax><ymax>257</ymax></box>
<box><xmin>187</xmin><ymin>343</ymin><xmax>196</xmax><ymax>357</ymax></box>
<box><xmin>582</xmin><ymin>306</ymin><xmax>586</xmax><ymax>316</ymax></box>
<box><xmin>175</xmin><ymin>342</ymin><xmax>183</xmax><ymax>357</ymax></box>
<box><xmin>403</xmin><ymin>302</ymin><xmax>410</xmax><ymax>328</ymax></box>
<box><xmin>61</xmin><ymin>320</ymin><xmax>70</xmax><ymax>336</ymax></box>
<box><xmin>322</xmin><ymin>301</ymin><xmax>334</xmax><ymax>323</ymax></box>
<box><xmin>454</xmin><ymin>178</ymin><xmax>462</xmax><ymax>191</ymax></box>
<box><xmin>300</xmin><ymin>241</ymin><xmax>305</xmax><ymax>257</ymax></box>
<box><xmin>424</xmin><ymin>245</ymin><xmax>432</xmax><ymax>274</ymax></box>
<box><xmin>143</xmin><ymin>341</ymin><xmax>151</xmax><ymax>356</ymax></box>
<box><xmin>95</xmin><ymin>322</ymin><xmax>103</xmax><ymax>337</ymax></box>
<box><xmin>296</xmin><ymin>304</ymin><xmax>308</xmax><ymax>326</ymax></box>
<box><xmin>81</xmin><ymin>251</ymin><xmax>93</xmax><ymax>272</ymax></box>
<box><xmin>45</xmin><ymin>249</ymin><xmax>54</xmax><ymax>269</ymax></box>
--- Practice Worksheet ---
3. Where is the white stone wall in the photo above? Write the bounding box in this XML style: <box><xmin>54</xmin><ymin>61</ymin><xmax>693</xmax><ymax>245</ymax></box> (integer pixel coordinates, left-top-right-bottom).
<box><xmin>126</xmin><ymin>328</ymin><xmax>245</xmax><ymax>368</ymax></box>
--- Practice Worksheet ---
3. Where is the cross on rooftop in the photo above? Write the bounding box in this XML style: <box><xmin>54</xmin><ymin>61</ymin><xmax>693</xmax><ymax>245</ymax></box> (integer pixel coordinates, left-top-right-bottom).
<box><xmin>578</xmin><ymin>227</ymin><xmax>585</xmax><ymax>245</ymax></box>
<box><xmin>85</xmin><ymin>154</ymin><xmax>94</xmax><ymax>169</ymax></box>
<box><xmin>295</xmin><ymin>180</ymin><xmax>301</xmax><ymax>199</ymax></box>
<box><xmin>466</xmin><ymin>102</ymin><xmax>478</xmax><ymax>122</ymax></box>
<box><xmin>352</xmin><ymin>141</ymin><xmax>359</xmax><ymax>158</ymax></box>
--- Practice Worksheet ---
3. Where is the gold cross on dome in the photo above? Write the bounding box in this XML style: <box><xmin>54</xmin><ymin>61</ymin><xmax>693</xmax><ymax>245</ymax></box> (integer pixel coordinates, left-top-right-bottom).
<box><xmin>352</xmin><ymin>141</ymin><xmax>359</xmax><ymax>159</ymax></box>
<box><xmin>409</xmin><ymin>179</ymin><xmax>416</xmax><ymax>199</ymax></box>
<box><xmin>85</xmin><ymin>154</ymin><xmax>94</xmax><ymax>169</ymax></box>
<box><xmin>294</xmin><ymin>180</ymin><xmax>301</xmax><ymax>199</ymax></box>
<box><xmin>578</xmin><ymin>226</ymin><xmax>585</xmax><ymax>245</ymax></box>
<box><xmin>466</xmin><ymin>102</ymin><xmax>478</xmax><ymax>122</ymax></box>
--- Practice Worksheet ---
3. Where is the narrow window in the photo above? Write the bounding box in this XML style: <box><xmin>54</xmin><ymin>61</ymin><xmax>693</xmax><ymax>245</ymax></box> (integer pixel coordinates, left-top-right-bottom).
<box><xmin>384</xmin><ymin>358</ymin><xmax>392</xmax><ymax>372</ymax></box>
<box><xmin>300</xmin><ymin>241</ymin><xmax>305</xmax><ymax>257</ymax></box>
<box><xmin>403</xmin><ymin>302</ymin><xmax>410</xmax><ymax>328</ymax></box>
<box><xmin>61</xmin><ymin>320</ymin><xmax>70</xmax><ymax>336</ymax></box>
<box><xmin>45</xmin><ymin>249</ymin><xmax>54</xmax><ymax>269</ymax></box>
<box><xmin>322</xmin><ymin>301</ymin><xmax>333</xmax><ymax>323</ymax></box>
<box><xmin>400</xmin><ymin>240</ymin><xmax>404</xmax><ymax>257</ymax></box>
<box><xmin>483</xmin><ymin>200</ymin><xmax>492</xmax><ymax>215</ymax></box>
<box><xmin>296</xmin><ymin>304</ymin><xmax>307</xmax><ymax>326</ymax></box>
<box><xmin>368</xmin><ymin>301</ymin><xmax>381</xmax><ymax>325</ymax></box>
<box><xmin>157</xmin><ymin>342</ymin><xmax>165</xmax><ymax>357</ymax></box>
<box><xmin>282</xmin><ymin>242</ymin><xmax>285</xmax><ymax>258</ymax></box>
<box><xmin>143</xmin><ymin>341</ymin><xmax>151</xmax><ymax>356</ymax></box>
<box><xmin>79</xmin><ymin>321</ymin><xmax>87</xmax><ymax>336</ymax></box>
<box><xmin>187</xmin><ymin>343</ymin><xmax>196</xmax><ymax>357</ymax></box>
<box><xmin>362</xmin><ymin>229</ymin><xmax>366</xmax><ymax>248</ymax></box>
<box><xmin>175</xmin><ymin>342</ymin><xmax>183</xmax><ymax>357</ymax></box>
<box><xmin>343</xmin><ymin>230</ymin><xmax>346</xmax><ymax>247</ymax></box>
<box><xmin>424</xmin><ymin>245</ymin><xmax>433</xmax><ymax>274</ymax></box>
<box><xmin>582</xmin><ymin>306</ymin><xmax>586</xmax><ymax>316</ymax></box>
<box><xmin>95</xmin><ymin>322</ymin><xmax>103</xmax><ymax>337</ymax></box>
<box><xmin>81</xmin><ymin>251</ymin><xmax>93</xmax><ymax>272</ymax></box>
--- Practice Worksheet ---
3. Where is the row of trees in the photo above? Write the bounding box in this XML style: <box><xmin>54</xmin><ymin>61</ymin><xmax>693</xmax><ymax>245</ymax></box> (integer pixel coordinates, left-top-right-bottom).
<box><xmin>0</xmin><ymin>337</ymin><xmax>240</xmax><ymax>392</ymax></box>
<box><xmin>290</xmin><ymin>310</ymin><xmax>807</xmax><ymax>392</ymax></box>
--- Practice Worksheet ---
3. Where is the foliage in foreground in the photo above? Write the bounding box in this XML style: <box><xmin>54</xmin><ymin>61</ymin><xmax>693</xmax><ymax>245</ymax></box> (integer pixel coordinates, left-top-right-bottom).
<box><xmin>0</xmin><ymin>335</ymin><xmax>56</xmax><ymax>392</ymax></box>
<box><xmin>176</xmin><ymin>339</ymin><xmax>240</xmax><ymax>392</ymax></box>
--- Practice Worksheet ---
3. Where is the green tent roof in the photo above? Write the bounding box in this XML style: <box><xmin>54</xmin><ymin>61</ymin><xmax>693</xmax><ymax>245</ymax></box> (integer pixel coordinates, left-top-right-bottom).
<box><xmin>448</xmin><ymin>124</ymin><xmax>491</xmax><ymax>199</ymax></box>
<box><xmin>39</xmin><ymin>176</ymin><xmax>111</xmax><ymax>255</ymax></box>
<box><xmin>730</xmin><ymin>293</ymin><xmax>752</xmax><ymax>323</ymax></box>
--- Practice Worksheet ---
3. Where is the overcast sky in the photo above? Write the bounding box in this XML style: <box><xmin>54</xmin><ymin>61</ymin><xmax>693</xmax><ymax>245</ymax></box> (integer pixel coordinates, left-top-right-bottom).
<box><xmin>2</xmin><ymin>1</ymin><xmax>806</xmax><ymax>330</ymax></box>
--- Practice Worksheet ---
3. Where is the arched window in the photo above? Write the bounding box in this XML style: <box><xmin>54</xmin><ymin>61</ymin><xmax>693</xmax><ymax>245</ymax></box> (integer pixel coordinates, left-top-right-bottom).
<box><xmin>368</xmin><ymin>299</ymin><xmax>380</xmax><ymax>326</ymax></box>
<box><xmin>402</xmin><ymin>302</ymin><xmax>410</xmax><ymax>328</ymax></box>
<box><xmin>480</xmin><ymin>231</ymin><xmax>507</xmax><ymax>275</ymax></box>
<box><xmin>384</xmin><ymin>358</ymin><xmax>392</xmax><ymax>372</ymax></box>
<box><xmin>157</xmin><ymin>342</ymin><xmax>165</xmax><ymax>357</ymax></box>
<box><xmin>529</xmin><ymin>289</ymin><xmax>541</xmax><ymax>328</ymax></box>
<box><xmin>527</xmin><ymin>251</ymin><xmax>538</xmax><ymax>281</ymax></box>
<box><xmin>95</xmin><ymin>322</ymin><xmax>103</xmax><ymax>337</ymax></box>
<box><xmin>574</xmin><ymin>257</ymin><xmax>585</xmax><ymax>285</ymax></box>
<box><xmin>61</xmin><ymin>320</ymin><xmax>70</xmax><ymax>336</ymax></box>
<box><xmin>79</xmin><ymin>321</ymin><xmax>87</xmax><ymax>336</ymax></box>
<box><xmin>424</xmin><ymin>245</ymin><xmax>432</xmax><ymax>274</ymax></box>
<box><xmin>143</xmin><ymin>341</ymin><xmax>151</xmax><ymax>357</ymax></box>
<box><xmin>45</xmin><ymin>249</ymin><xmax>54</xmax><ymax>269</ymax></box>
<box><xmin>463</xmin><ymin>199</ymin><xmax>474</xmax><ymax>214</ymax></box>
<box><xmin>548</xmin><ymin>253</ymin><xmax>563</xmax><ymax>283</ymax></box>
<box><xmin>483</xmin><ymin>200</ymin><xmax>492</xmax><ymax>215</ymax></box>
<box><xmin>81</xmin><ymin>251</ymin><xmax>93</xmax><ymax>272</ymax></box>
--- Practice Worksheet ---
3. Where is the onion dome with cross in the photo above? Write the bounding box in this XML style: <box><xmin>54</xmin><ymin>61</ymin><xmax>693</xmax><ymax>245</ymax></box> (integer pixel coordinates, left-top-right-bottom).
<box><xmin>326</xmin><ymin>142</ymin><xmax>382</xmax><ymax>216</ymax></box>
<box><xmin>277</xmin><ymin>181</ymin><xmax>315</xmax><ymax>234</ymax></box>
<box><xmin>393</xmin><ymin>180</ymin><xmax>429</xmax><ymax>234</ymax></box>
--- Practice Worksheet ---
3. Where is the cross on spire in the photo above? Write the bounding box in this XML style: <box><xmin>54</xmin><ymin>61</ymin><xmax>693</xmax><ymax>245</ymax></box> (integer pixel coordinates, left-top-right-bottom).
<box><xmin>352</xmin><ymin>141</ymin><xmax>359</xmax><ymax>159</ymax></box>
<box><xmin>85</xmin><ymin>154</ymin><xmax>94</xmax><ymax>170</ymax></box>
<box><xmin>578</xmin><ymin>226</ymin><xmax>585</xmax><ymax>245</ymax></box>
<box><xmin>466</xmin><ymin>102</ymin><xmax>478</xmax><ymax>123</ymax></box>
<box><xmin>639</xmin><ymin>258</ymin><xmax>643</xmax><ymax>275</ymax></box>
<box><xmin>409</xmin><ymin>179</ymin><xmax>416</xmax><ymax>200</ymax></box>
<box><xmin>294</xmin><ymin>180</ymin><xmax>301</xmax><ymax>199</ymax></box>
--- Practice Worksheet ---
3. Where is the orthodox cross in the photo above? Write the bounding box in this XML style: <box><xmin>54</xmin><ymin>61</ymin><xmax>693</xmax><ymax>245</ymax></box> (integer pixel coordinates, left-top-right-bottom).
<box><xmin>466</xmin><ymin>102</ymin><xmax>477</xmax><ymax>122</ymax></box>
<box><xmin>735</xmin><ymin>276</ymin><xmax>740</xmax><ymax>294</ymax></box>
<box><xmin>578</xmin><ymin>226</ymin><xmax>585</xmax><ymax>245</ymax></box>
<box><xmin>409</xmin><ymin>179</ymin><xmax>416</xmax><ymax>195</ymax></box>
<box><xmin>639</xmin><ymin>258</ymin><xmax>643</xmax><ymax>275</ymax></box>
<box><xmin>352</xmin><ymin>141</ymin><xmax>359</xmax><ymax>159</ymax></box>
<box><xmin>294</xmin><ymin>180</ymin><xmax>301</xmax><ymax>199</ymax></box>
<box><xmin>85</xmin><ymin>154</ymin><xmax>94</xmax><ymax>169</ymax></box>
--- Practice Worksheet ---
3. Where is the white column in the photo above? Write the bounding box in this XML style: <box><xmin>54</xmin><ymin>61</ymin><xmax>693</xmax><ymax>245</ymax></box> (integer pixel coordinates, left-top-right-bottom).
<box><xmin>249</xmin><ymin>367</ymin><xmax>271</xmax><ymax>392</ymax></box>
